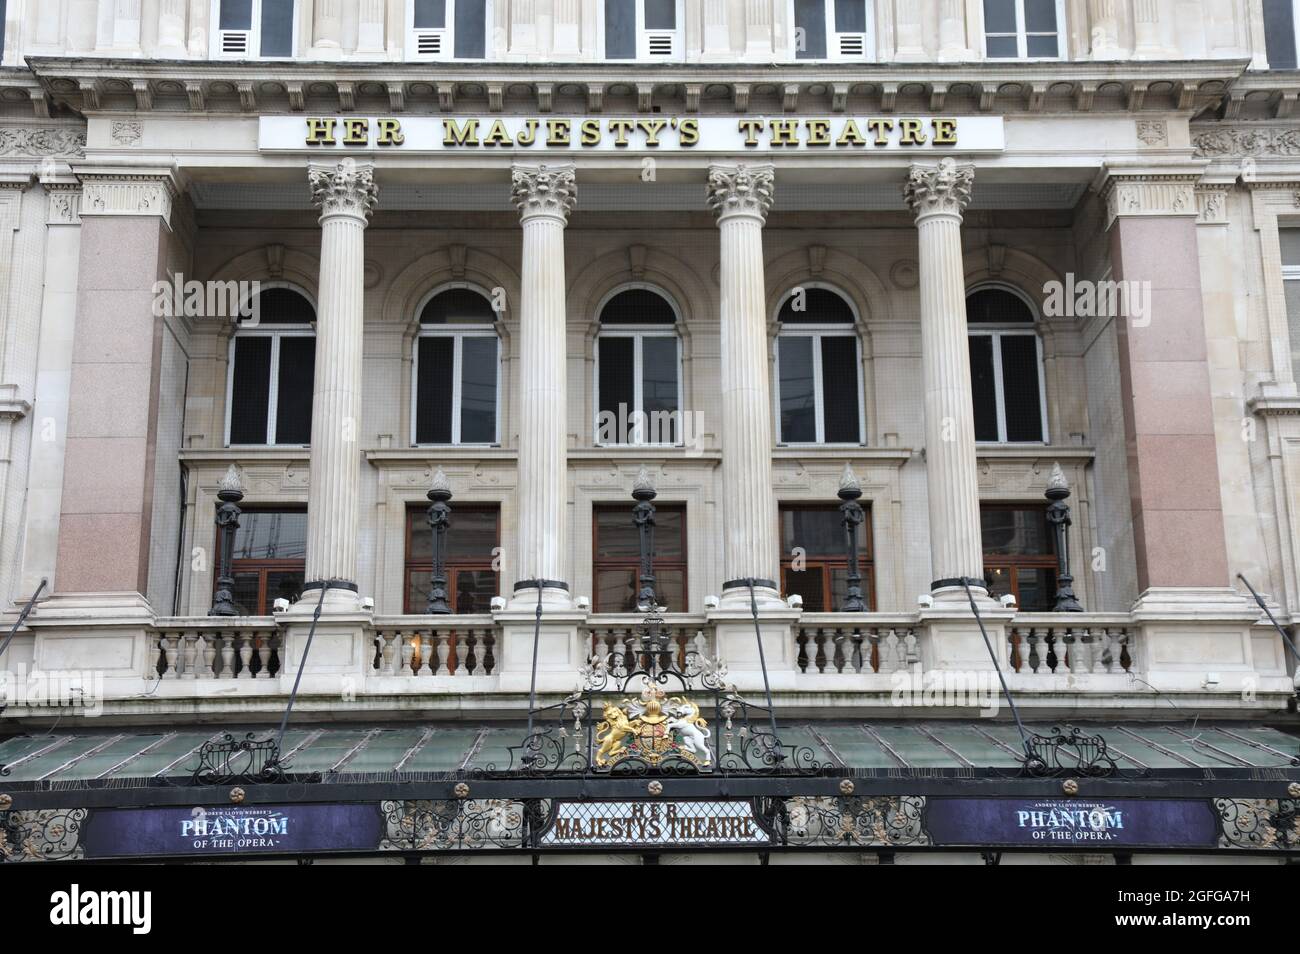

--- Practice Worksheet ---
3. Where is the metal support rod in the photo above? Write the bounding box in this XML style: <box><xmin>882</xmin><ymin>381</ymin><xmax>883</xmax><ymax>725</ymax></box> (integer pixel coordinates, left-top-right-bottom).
<box><xmin>524</xmin><ymin>582</ymin><xmax>544</xmax><ymax>746</ymax></box>
<box><xmin>0</xmin><ymin>578</ymin><xmax>46</xmax><ymax>665</ymax></box>
<box><xmin>1237</xmin><ymin>573</ymin><xmax>1300</xmax><ymax>671</ymax></box>
<box><xmin>273</xmin><ymin>581</ymin><xmax>331</xmax><ymax>756</ymax></box>
<box><xmin>745</xmin><ymin>578</ymin><xmax>784</xmax><ymax>760</ymax></box>
<box><xmin>961</xmin><ymin>579</ymin><xmax>1032</xmax><ymax>758</ymax></box>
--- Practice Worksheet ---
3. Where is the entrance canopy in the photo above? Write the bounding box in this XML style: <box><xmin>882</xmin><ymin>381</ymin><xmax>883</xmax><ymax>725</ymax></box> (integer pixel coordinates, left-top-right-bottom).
<box><xmin>2</xmin><ymin>721</ymin><xmax>1297</xmax><ymax>863</ymax></box>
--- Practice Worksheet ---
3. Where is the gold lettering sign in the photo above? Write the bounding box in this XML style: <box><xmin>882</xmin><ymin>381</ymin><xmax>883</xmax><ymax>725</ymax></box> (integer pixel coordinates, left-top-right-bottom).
<box><xmin>300</xmin><ymin>116</ymin><xmax>963</xmax><ymax>149</ymax></box>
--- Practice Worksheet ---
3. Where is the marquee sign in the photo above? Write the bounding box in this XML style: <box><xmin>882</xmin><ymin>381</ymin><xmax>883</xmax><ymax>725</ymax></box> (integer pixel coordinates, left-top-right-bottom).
<box><xmin>541</xmin><ymin>800</ymin><xmax>769</xmax><ymax>847</ymax></box>
<box><xmin>258</xmin><ymin>115</ymin><xmax>1005</xmax><ymax>153</ymax></box>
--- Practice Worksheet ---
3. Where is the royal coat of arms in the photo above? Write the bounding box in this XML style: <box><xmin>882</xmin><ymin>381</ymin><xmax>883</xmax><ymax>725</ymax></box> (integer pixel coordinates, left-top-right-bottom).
<box><xmin>594</xmin><ymin>683</ymin><xmax>713</xmax><ymax>769</ymax></box>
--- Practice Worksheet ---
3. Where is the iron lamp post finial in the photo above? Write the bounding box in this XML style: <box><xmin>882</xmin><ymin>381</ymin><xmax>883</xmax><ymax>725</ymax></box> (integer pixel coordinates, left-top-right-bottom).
<box><xmin>209</xmin><ymin>465</ymin><xmax>246</xmax><ymax>616</ymax></box>
<box><xmin>426</xmin><ymin>466</ymin><xmax>454</xmax><ymax>615</ymax></box>
<box><xmin>837</xmin><ymin>463</ymin><xmax>866</xmax><ymax>612</ymax></box>
<box><xmin>632</xmin><ymin>467</ymin><xmax>659</xmax><ymax>613</ymax></box>
<box><xmin>1044</xmin><ymin>462</ymin><xmax>1084</xmax><ymax>613</ymax></box>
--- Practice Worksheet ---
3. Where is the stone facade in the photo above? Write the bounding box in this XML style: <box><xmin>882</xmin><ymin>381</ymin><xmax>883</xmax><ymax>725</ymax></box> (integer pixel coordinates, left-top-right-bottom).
<box><xmin>0</xmin><ymin>1</ymin><xmax>1294</xmax><ymax>724</ymax></box>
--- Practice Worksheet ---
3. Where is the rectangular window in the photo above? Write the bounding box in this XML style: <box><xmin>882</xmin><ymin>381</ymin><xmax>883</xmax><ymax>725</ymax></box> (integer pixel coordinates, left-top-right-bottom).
<box><xmin>981</xmin><ymin>504</ymin><xmax>1056</xmax><ymax>611</ymax></box>
<box><xmin>793</xmin><ymin>0</ymin><xmax>872</xmax><ymax>60</ymax></box>
<box><xmin>216</xmin><ymin>508</ymin><xmax>307</xmax><ymax>615</ymax></box>
<box><xmin>1264</xmin><ymin>0</ymin><xmax>1299</xmax><ymax>69</ymax></box>
<box><xmin>414</xmin><ymin>334</ymin><xmax>499</xmax><ymax>445</ymax></box>
<box><xmin>605</xmin><ymin>0</ymin><xmax>680</xmax><ymax>60</ymax></box>
<box><xmin>968</xmin><ymin>332</ymin><xmax>1046</xmax><ymax>443</ymax></box>
<box><xmin>593</xmin><ymin>504</ymin><xmax>686</xmax><ymax>612</ymax></box>
<box><xmin>1282</xmin><ymin>229</ymin><xmax>1300</xmax><ymax>373</ymax></box>
<box><xmin>777</xmin><ymin>334</ymin><xmax>862</xmax><ymax>444</ymax></box>
<box><xmin>983</xmin><ymin>0</ymin><xmax>1062</xmax><ymax>59</ymax></box>
<box><xmin>227</xmin><ymin>331</ymin><xmax>314</xmax><ymax>446</ymax></box>
<box><xmin>405</xmin><ymin>505</ymin><xmax>500</xmax><ymax>613</ymax></box>
<box><xmin>596</xmin><ymin>334</ymin><xmax>680</xmax><ymax>445</ymax></box>
<box><xmin>779</xmin><ymin>504</ymin><xmax>874</xmax><ymax>612</ymax></box>
<box><xmin>1</xmin><ymin>0</ymin><xmax>9</xmax><ymax>60</ymax></box>
<box><xmin>408</xmin><ymin>0</ymin><xmax>486</xmax><ymax>59</ymax></box>
<box><xmin>213</xmin><ymin>0</ymin><xmax>295</xmax><ymax>58</ymax></box>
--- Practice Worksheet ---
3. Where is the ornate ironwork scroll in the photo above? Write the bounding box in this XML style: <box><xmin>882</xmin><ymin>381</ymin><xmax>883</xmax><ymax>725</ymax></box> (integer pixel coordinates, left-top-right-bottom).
<box><xmin>1216</xmin><ymin>798</ymin><xmax>1300</xmax><ymax>850</ymax></box>
<box><xmin>1</xmin><ymin>808</ymin><xmax>87</xmax><ymax>863</ymax></box>
<box><xmin>484</xmin><ymin>609</ymin><xmax>824</xmax><ymax>779</ymax></box>
<box><xmin>191</xmin><ymin>732</ymin><xmax>293</xmax><ymax>785</ymax></box>
<box><xmin>1019</xmin><ymin>725</ymin><xmax>1120</xmax><ymax>778</ymax></box>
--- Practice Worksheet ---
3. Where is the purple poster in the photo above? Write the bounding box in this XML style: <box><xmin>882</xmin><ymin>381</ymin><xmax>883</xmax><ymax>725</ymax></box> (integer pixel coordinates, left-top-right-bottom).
<box><xmin>925</xmin><ymin>797</ymin><xmax>1219</xmax><ymax>848</ymax></box>
<box><xmin>81</xmin><ymin>803</ymin><xmax>384</xmax><ymax>858</ymax></box>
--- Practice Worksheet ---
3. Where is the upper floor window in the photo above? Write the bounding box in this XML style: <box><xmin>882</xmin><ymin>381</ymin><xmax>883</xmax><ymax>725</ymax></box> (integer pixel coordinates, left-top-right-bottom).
<box><xmin>407</xmin><ymin>0</ymin><xmax>488</xmax><ymax>60</ymax></box>
<box><xmin>793</xmin><ymin>0</ymin><xmax>874</xmax><ymax>60</ymax></box>
<box><xmin>981</xmin><ymin>504</ymin><xmax>1056</xmax><ymax>611</ymax></box>
<box><xmin>404</xmin><ymin>504</ymin><xmax>500</xmax><ymax>613</ymax></box>
<box><xmin>413</xmin><ymin>285</ymin><xmax>500</xmax><ymax>446</ymax></box>
<box><xmin>775</xmin><ymin>286</ymin><xmax>863</xmax><ymax>445</ymax></box>
<box><xmin>211</xmin><ymin>0</ymin><xmax>296</xmax><ymax>58</ymax></box>
<box><xmin>226</xmin><ymin>286</ymin><xmax>315</xmax><ymax>446</ymax></box>
<box><xmin>780</xmin><ymin>504</ymin><xmax>875</xmax><ymax>611</ymax></box>
<box><xmin>0</xmin><ymin>1</ymin><xmax>7</xmax><ymax>61</ymax></box>
<box><xmin>604</xmin><ymin>0</ymin><xmax>683</xmax><ymax>61</ymax></box>
<box><xmin>1264</xmin><ymin>0</ymin><xmax>1300</xmax><ymax>69</ymax></box>
<box><xmin>595</xmin><ymin>286</ymin><xmax>681</xmax><ymax>445</ymax></box>
<box><xmin>593</xmin><ymin>503</ymin><xmax>687</xmax><ymax>612</ymax></box>
<box><xmin>982</xmin><ymin>0</ymin><xmax>1063</xmax><ymax>59</ymax></box>
<box><xmin>1281</xmin><ymin>229</ymin><xmax>1300</xmax><ymax>369</ymax></box>
<box><xmin>216</xmin><ymin>507</ymin><xmax>306</xmax><ymax>617</ymax></box>
<box><xmin>967</xmin><ymin>285</ymin><xmax>1047</xmax><ymax>444</ymax></box>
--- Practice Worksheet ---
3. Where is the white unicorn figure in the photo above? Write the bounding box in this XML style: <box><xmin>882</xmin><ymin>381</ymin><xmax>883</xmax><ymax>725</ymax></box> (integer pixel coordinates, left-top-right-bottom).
<box><xmin>667</xmin><ymin>711</ymin><xmax>713</xmax><ymax>765</ymax></box>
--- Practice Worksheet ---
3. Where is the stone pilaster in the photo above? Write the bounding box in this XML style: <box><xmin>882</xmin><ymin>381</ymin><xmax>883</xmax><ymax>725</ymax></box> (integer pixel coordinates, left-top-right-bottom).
<box><xmin>310</xmin><ymin>0</ymin><xmax>345</xmax><ymax>58</ymax></box>
<box><xmin>510</xmin><ymin>163</ymin><xmax>575</xmax><ymax>607</ymax></box>
<box><xmin>903</xmin><ymin>157</ymin><xmax>986</xmax><ymax>599</ymax></box>
<box><xmin>54</xmin><ymin>167</ymin><xmax>177</xmax><ymax>604</ymax></box>
<box><xmin>707</xmin><ymin>163</ymin><xmax>781</xmax><ymax>606</ymax></box>
<box><xmin>1098</xmin><ymin>165</ymin><xmax>1233</xmax><ymax>598</ymax></box>
<box><xmin>304</xmin><ymin>158</ymin><xmax>377</xmax><ymax>609</ymax></box>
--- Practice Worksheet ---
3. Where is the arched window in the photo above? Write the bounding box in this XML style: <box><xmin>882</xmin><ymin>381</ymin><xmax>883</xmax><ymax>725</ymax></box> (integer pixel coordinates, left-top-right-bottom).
<box><xmin>226</xmin><ymin>285</ymin><xmax>316</xmax><ymax>446</ymax></box>
<box><xmin>775</xmin><ymin>285</ymin><xmax>863</xmax><ymax>445</ymax></box>
<box><xmin>966</xmin><ymin>285</ymin><xmax>1047</xmax><ymax>443</ymax></box>
<box><xmin>595</xmin><ymin>286</ymin><xmax>682</xmax><ymax>445</ymax></box>
<box><xmin>413</xmin><ymin>285</ymin><xmax>500</xmax><ymax>445</ymax></box>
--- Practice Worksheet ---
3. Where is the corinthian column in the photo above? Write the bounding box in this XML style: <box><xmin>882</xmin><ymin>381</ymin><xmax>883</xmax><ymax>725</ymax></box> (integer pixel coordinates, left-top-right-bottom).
<box><xmin>304</xmin><ymin>159</ymin><xmax>377</xmax><ymax>609</ymax></box>
<box><xmin>511</xmin><ymin>163</ymin><xmax>576</xmax><ymax>607</ymax></box>
<box><xmin>902</xmin><ymin>158</ymin><xmax>986</xmax><ymax>600</ymax></box>
<box><xmin>707</xmin><ymin>163</ymin><xmax>781</xmax><ymax>607</ymax></box>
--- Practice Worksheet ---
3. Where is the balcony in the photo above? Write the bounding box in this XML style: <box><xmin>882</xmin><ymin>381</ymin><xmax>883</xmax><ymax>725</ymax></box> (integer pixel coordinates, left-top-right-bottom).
<box><xmin>3</xmin><ymin>599</ymin><xmax>1293</xmax><ymax>723</ymax></box>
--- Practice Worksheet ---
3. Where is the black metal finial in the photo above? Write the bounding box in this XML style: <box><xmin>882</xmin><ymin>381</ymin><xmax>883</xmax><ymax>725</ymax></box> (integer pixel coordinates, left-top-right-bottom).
<box><xmin>632</xmin><ymin>464</ymin><xmax>658</xmax><ymax>612</ymax></box>
<box><xmin>210</xmin><ymin>465</ymin><xmax>244</xmax><ymax>616</ymax></box>
<box><xmin>1044</xmin><ymin>463</ymin><xmax>1083</xmax><ymax>613</ymax></box>
<box><xmin>425</xmin><ymin>467</ymin><xmax>453</xmax><ymax>615</ymax></box>
<box><xmin>837</xmin><ymin>464</ymin><xmax>866</xmax><ymax>613</ymax></box>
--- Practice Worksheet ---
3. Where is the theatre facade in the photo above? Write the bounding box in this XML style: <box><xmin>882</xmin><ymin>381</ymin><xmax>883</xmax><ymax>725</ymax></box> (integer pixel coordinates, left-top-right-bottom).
<box><xmin>0</xmin><ymin>0</ymin><xmax>1299</xmax><ymax>864</ymax></box>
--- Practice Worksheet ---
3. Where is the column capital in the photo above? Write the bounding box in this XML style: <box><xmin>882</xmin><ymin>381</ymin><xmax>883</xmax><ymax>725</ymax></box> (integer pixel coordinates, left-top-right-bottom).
<box><xmin>706</xmin><ymin>162</ymin><xmax>774</xmax><ymax>224</ymax></box>
<box><xmin>308</xmin><ymin>158</ymin><xmax>378</xmax><ymax>221</ymax></box>
<box><xmin>511</xmin><ymin>162</ymin><xmax>576</xmax><ymax>222</ymax></box>
<box><xmin>1093</xmin><ymin>161</ymin><xmax>1205</xmax><ymax>227</ymax></box>
<box><xmin>902</xmin><ymin>157</ymin><xmax>974</xmax><ymax>221</ymax></box>
<box><xmin>74</xmin><ymin>165</ymin><xmax>178</xmax><ymax>224</ymax></box>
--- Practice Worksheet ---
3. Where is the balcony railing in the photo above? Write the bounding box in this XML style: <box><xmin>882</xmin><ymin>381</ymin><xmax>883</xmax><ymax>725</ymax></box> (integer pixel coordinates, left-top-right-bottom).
<box><xmin>585</xmin><ymin>614</ymin><xmax>712</xmax><ymax>673</ymax></box>
<box><xmin>151</xmin><ymin>618</ymin><xmax>279</xmax><ymax>680</ymax></box>
<box><xmin>795</xmin><ymin>614</ymin><xmax>921</xmax><ymax>675</ymax></box>
<box><xmin>371</xmin><ymin>616</ymin><xmax>497</xmax><ymax>677</ymax></box>
<box><xmin>1006</xmin><ymin>613</ymin><xmax>1135</xmax><ymax>677</ymax></box>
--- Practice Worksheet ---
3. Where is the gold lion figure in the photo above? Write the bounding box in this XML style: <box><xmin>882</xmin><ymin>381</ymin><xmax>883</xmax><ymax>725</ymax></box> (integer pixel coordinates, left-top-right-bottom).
<box><xmin>595</xmin><ymin>704</ymin><xmax>639</xmax><ymax>766</ymax></box>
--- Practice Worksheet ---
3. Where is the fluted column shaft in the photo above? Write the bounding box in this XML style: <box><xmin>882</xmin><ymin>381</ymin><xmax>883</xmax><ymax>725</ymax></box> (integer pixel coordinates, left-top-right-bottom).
<box><xmin>305</xmin><ymin>159</ymin><xmax>377</xmax><ymax>604</ymax></box>
<box><xmin>512</xmin><ymin>164</ymin><xmax>576</xmax><ymax>603</ymax></box>
<box><xmin>708</xmin><ymin>164</ymin><xmax>781</xmax><ymax>604</ymax></box>
<box><xmin>904</xmin><ymin>158</ymin><xmax>986</xmax><ymax>596</ymax></box>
